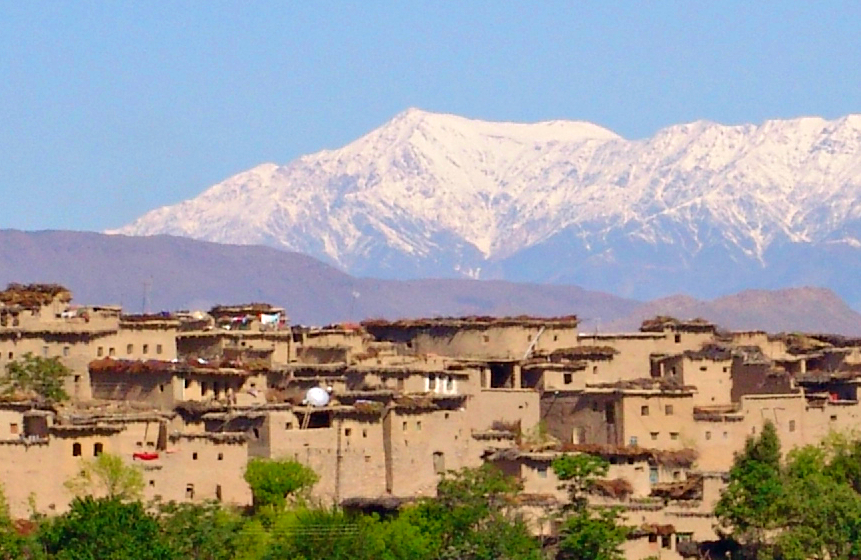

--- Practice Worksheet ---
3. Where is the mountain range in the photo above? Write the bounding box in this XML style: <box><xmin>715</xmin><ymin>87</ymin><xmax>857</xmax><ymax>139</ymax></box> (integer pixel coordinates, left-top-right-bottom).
<box><xmin>113</xmin><ymin>109</ymin><xmax>861</xmax><ymax>308</ymax></box>
<box><xmin>2</xmin><ymin>230</ymin><xmax>861</xmax><ymax>335</ymax></box>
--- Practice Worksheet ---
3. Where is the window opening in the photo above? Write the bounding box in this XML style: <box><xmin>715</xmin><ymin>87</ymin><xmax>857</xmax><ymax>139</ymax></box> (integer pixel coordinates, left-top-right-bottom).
<box><xmin>432</xmin><ymin>451</ymin><xmax>445</xmax><ymax>474</ymax></box>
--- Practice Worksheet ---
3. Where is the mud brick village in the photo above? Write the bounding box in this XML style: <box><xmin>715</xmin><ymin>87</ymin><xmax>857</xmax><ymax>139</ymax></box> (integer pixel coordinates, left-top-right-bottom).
<box><xmin>2</xmin><ymin>282</ymin><xmax>860</xmax><ymax>559</ymax></box>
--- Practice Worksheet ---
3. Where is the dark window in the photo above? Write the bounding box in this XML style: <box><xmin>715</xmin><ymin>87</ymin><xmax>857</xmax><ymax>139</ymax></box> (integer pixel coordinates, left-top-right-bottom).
<box><xmin>563</xmin><ymin>373</ymin><xmax>573</xmax><ymax>384</ymax></box>
<box><xmin>72</xmin><ymin>443</ymin><xmax>82</xmax><ymax>456</ymax></box>
<box><xmin>641</xmin><ymin>405</ymin><xmax>649</xmax><ymax>416</ymax></box>
<box><xmin>94</xmin><ymin>443</ymin><xmax>103</xmax><ymax>456</ymax></box>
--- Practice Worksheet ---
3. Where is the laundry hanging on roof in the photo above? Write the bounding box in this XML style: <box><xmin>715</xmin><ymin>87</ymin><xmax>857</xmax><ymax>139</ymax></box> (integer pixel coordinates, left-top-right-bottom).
<box><xmin>260</xmin><ymin>313</ymin><xmax>280</xmax><ymax>325</ymax></box>
<box><xmin>132</xmin><ymin>452</ymin><xmax>159</xmax><ymax>461</ymax></box>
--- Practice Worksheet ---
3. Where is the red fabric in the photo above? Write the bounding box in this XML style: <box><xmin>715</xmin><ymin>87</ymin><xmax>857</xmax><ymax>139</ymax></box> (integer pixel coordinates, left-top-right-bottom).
<box><xmin>132</xmin><ymin>452</ymin><xmax>159</xmax><ymax>461</ymax></box>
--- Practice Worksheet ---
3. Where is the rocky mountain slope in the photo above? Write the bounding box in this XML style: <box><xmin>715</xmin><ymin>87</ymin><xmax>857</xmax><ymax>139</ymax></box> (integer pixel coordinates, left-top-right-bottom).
<box><xmin>113</xmin><ymin>109</ymin><xmax>861</xmax><ymax>307</ymax></box>
<box><xmin>3</xmin><ymin>230</ymin><xmax>861</xmax><ymax>334</ymax></box>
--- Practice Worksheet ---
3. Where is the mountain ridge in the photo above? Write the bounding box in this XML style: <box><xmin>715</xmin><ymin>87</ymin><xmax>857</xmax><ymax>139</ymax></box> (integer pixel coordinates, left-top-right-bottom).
<box><xmin>3</xmin><ymin>230</ymin><xmax>861</xmax><ymax>335</ymax></box>
<box><xmin>112</xmin><ymin>109</ymin><xmax>861</xmax><ymax>307</ymax></box>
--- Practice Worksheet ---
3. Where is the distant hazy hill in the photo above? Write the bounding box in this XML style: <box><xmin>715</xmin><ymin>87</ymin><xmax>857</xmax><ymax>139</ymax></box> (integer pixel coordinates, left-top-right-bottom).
<box><xmin>603</xmin><ymin>289</ymin><xmax>861</xmax><ymax>335</ymax></box>
<box><xmin>113</xmin><ymin>109</ymin><xmax>861</xmax><ymax>309</ymax></box>
<box><xmin>2</xmin><ymin>230</ymin><xmax>860</xmax><ymax>334</ymax></box>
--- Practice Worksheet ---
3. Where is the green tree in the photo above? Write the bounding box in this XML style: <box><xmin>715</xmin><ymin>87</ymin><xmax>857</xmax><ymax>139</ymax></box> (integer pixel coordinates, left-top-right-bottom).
<box><xmin>552</xmin><ymin>454</ymin><xmax>628</xmax><ymax>560</ymax></box>
<box><xmin>157</xmin><ymin>500</ymin><xmax>243</xmax><ymax>560</ymax></box>
<box><xmin>264</xmin><ymin>507</ymin><xmax>388</xmax><ymax>560</ymax></box>
<box><xmin>822</xmin><ymin>432</ymin><xmax>861</xmax><ymax>494</ymax></box>
<box><xmin>410</xmin><ymin>464</ymin><xmax>541</xmax><ymax>560</ymax></box>
<box><xmin>2</xmin><ymin>353</ymin><xmax>70</xmax><ymax>402</ymax></box>
<box><xmin>551</xmin><ymin>453</ymin><xmax>609</xmax><ymax>508</ymax></box>
<box><xmin>64</xmin><ymin>453</ymin><xmax>145</xmax><ymax>501</ymax></box>
<box><xmin>231</xmin><ymin>518</ymin><xmax>271</xmax><ymax>560</ymax></box>
<box><xmin>714</xmin><ymin>421</ymin><xmax>785</xmax><ymax>559</ymax></box>
<box><xmin>243</xmin><ymin>457</ymin><xmax>318</xmax><ymax>511</ymax></box>
<box><xmin>0</xmin><ymin>484</ymin><xmax>41</xmax><ymax>560</ymax></box>
<box><xmin>556</xmin><ymin>507</ymin><xmax>629</xmax><ymax>560</ymax></box>
<box><xmin>38</xmin><ymin>496</ymin><xmax>174</xmax><ymax>560</ymax></box>
<box><xmin>776</xmin><ymin>444</ymin><xmax>861</xmax><ymax>560</ymax></box>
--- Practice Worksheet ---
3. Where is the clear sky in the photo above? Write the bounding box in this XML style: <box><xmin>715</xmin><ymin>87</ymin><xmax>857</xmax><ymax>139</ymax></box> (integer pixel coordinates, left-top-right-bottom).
<box><xmin>2</xmin><ymin>2</ymin><xmax>860</xmax><ymax>232</ymax></box>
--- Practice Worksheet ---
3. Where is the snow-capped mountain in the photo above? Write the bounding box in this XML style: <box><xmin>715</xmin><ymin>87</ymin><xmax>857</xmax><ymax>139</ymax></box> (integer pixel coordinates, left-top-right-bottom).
<box><xmin>112</xmin><ymin>109</ymin><xmax>861</xmax><ymax>308</ymax></box>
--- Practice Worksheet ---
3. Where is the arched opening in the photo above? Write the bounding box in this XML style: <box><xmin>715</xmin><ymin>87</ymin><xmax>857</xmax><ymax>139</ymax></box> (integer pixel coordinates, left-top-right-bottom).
<box><xmin>72</xmin><ymin>442</ymin><xmax>82</xmax><ymax>457</ymax></box>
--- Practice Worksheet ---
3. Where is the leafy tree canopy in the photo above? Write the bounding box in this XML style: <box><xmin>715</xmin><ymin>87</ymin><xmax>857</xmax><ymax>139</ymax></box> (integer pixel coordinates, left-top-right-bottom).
<box><xmin>243</xmin><ymin>457</ymin><xmax>318</xmax><ymax>511</ymax></box>
<box><xmin>410</xmin><ymin>465</ymin><xmax>541</xmax><ymax>560</ymax></box>
<box><xmin>2</xmin><ymin>353</ymin><xmax>70</xmax><ymax>403</ymax></box>
<box><xmin>39</xmin><ymin>496</ymin><xmax>174</xmax><ymax>560</ymax></box>
<box><xmin>714</xmin><ymin>420</ymin><xmax>784</xmax><ymax>546</ymax></box>
<box><xmin>64</xmin><ymin>452</ymin><xmax>145</xmax><ymax>501</ymax></box>
<box><xmin>551</xmin><ymin>453</ymin><xmax>609</xmax><ymax>508</ymax></box>
<box><xmin>556</xmin><ymin>507</ymin><xmax>629</xmax><ymax>560</ymax></box>
<box><xmin>157</xmin><ymin>500</ymin><xmax>243</xmax><ymax>560</ymax></box>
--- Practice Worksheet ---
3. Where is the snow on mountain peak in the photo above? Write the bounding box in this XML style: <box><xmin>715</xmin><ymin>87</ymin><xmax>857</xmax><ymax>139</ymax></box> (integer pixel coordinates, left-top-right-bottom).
<box><xmin>113</xmin><ymin>110</ymin><xmax>861</xmax><ymax>286</ymax></box>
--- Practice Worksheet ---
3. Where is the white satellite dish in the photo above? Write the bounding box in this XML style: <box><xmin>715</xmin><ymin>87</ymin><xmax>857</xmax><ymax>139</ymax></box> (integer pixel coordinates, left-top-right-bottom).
<box><xmin>305</xmin><ymin>387</ymin><xmax>330</xmax><ymax>407</ymax></box>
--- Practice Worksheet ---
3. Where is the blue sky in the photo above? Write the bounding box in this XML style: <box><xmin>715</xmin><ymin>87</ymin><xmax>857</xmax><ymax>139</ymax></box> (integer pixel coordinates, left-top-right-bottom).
<box><xmin>2</xmin><ymin>2</ymin><xmax>860</xmax><ymax>232</ymax></box>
